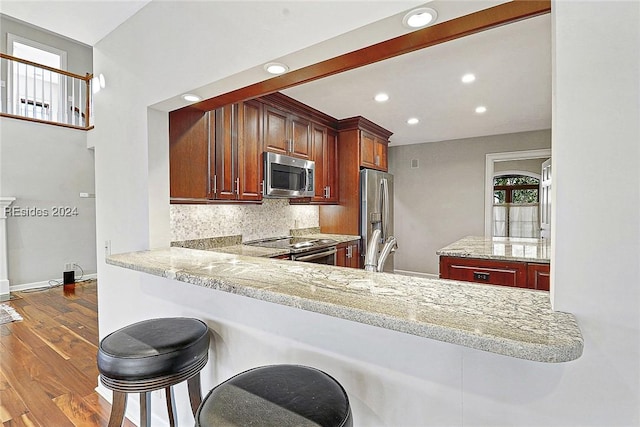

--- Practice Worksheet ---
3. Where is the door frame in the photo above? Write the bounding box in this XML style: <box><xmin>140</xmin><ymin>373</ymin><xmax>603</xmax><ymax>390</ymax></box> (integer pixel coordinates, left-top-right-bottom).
<box><xmin>484</xmin><ymin>149</ymin><xmax>551</xmax><ymax>237</ymax></box>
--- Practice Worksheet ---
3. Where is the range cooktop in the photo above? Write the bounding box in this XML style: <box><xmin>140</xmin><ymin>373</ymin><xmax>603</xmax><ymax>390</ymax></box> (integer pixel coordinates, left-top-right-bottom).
<box><xmin>243</xmin><ymin>236</ymin><xmax>338</xmax><ymax>254</ymax></box>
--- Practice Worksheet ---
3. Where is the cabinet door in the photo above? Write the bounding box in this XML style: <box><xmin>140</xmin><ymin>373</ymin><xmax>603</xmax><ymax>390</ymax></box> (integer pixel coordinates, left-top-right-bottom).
<box><xmin>237</xmin><ymin>100</ymin><xmax>263</xmax><ymax>201</ymax></box>
<box><xmin>374</xmin><ymin>137</ymin><xmax>388</xmax><ymax>171</ymax></box>
<box><xmin>263</xmin><ymin>105</ymin><xmax>289</xmax><ymax>154</ymax></box>
<box><xmin>311</xmin><ymin>124</ymin><xmax>327</xmax><ymax>202</ymax></box>
<box><xmin>347</xmin><ymin>242</ymin><xmax>360</xmax><ymax>268</ymax></box>
<box><xmin>310</xmin><ymin>125</ymin><xmax>338</xmax><ymax>204</ymax></box>
<box><xmin>325</xmin><ymin>129</ymin><xmax>338</xmax><ymax>203</ymax></box>
<box><xmin>527</xmin><ymin>263</ymin><xmax>550</xmax><ymax>291</ymax></box>
<box><xmin>213</xmin><ymin>105</ymin><xmax>237</xmax><ymax>200</ymax></box>
<box><xmin>290</xmin><ymin>116</ymin><xmax>311</xmax><ymax>159</ymax></box>
<box><xmin>360</xmin><ymin>131</ymin><xmax>376</xmax><ymax>168</ymax></box>
<box><xmin>169</xmin><ymin>108</ymin><xmax>210</xmax><ymax>200</ymax></box>
<box><xmin>335</xmin><ymin>243</ymin><xmax>348</xmax><ymax>267</ymax></box>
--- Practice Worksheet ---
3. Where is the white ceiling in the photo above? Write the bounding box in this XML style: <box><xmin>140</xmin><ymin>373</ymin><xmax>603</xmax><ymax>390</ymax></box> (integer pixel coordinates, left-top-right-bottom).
<box><xmin>0</xmin><ymin>1</ymin><xmax>550</xmax><ymax>146</ymax></box>
<box><xmin>0</xmin><ymin>0</ymin><xmax>151</xmax><ymax>46</ymax></box>
<box><xmin>283</xmin><ymin>13</ymin><xmax>551</xmax><ymax>146</ymax></box>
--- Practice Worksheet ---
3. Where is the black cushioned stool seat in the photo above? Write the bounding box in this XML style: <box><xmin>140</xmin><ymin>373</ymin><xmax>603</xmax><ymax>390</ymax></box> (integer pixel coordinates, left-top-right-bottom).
<box><xmin>97</xmin><ymin>317</ymin><xmax>210</xmax><ymax>427</ymax></box>
<box><xmin>196</xmin><ymin>364</ymin><xmax>353</xmax><ymax>427</ymax></box>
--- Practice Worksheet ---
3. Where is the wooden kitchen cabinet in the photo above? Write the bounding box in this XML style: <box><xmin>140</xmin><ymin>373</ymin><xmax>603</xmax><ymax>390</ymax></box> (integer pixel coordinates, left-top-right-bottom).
<box><xmin>527</xmin><ymin>263</ymin><xmax>550</xmax><ymax>291</ymax></box>
<box><xmin>336</xmin><ymin>240</ymin><xmax>360</xmax><ymax>268</ymax></box>
<box><xmin>360</xmin><ymin>130</ymin><xmax>388</xmax><ymax>171</ymax></box>
<box><xmin>169</xmin><ymin>107</ymin><xmax>211</xmax><ymax>202</ymax></box>
<box><xmin>263</xmin><ymin>104</ymin><xmax>311</xmax><ymax>159</ymax></box>
<box><xmin>319</xmin><ymin>117</ymin><xmax>393</xmax><ymax>236</ymax></box>
<box><xmin>310</xmin><ymin>124</ymin><xmax>338</xmax><ymax>203</ymax></box>
<box><xmin>212</xmin><ymin>100</ymin><xmax>263</xmax><ymax>202</ymax></box>
<box><xmin>169</xmin><ymin>101</ymin><xmax>262</xmax><ymax>203</ymax></box>
<box><xmin>439</xmin><ymin>256</ymin><xmax>550</xmax><ymax>291</ymax></box>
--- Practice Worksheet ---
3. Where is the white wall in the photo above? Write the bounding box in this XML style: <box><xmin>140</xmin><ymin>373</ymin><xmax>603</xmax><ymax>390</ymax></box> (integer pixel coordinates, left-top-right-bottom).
<box><xmin>0</xmin><ymin>15</ymin><xmax>96</xmax><ymax>287</ymax></box>
<box><xmin>0</xmin><ymin>118</ymin><xmax>96</xmax><ymax>286</ymax></box>
<box><xmin>389</xmin><ymin>130</ymin><xmax>551</xmax><ymax>275</ymax></box>
<box><xmin>92</xmin><ymin>1</ymin><xmax>639</xmax><ymax>426</ymax></box>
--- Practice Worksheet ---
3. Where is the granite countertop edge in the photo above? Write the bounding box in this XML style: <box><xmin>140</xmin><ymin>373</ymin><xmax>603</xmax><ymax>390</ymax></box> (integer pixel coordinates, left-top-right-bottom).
<box><xmin>106</xmin><ymin>248</ymin><xmax>583</xmax><ymax>363</ymax></box>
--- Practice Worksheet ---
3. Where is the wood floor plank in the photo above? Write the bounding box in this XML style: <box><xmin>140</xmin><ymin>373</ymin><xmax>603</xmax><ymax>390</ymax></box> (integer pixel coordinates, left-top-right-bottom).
<box><xmin>53</xmin><ymin>393</ymin><xmax>104</xmax><ymax>427</ymax></box>
<box><xmin>0</xmin><ymin>281</ymin><xmax>139</xmax><ymax>427</ymax></box>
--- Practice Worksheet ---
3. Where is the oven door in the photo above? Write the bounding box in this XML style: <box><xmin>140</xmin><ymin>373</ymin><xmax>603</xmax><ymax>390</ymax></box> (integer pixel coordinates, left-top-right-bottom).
<box><xmin>291</xmin><ymin>247</ymin><xmax>337</xmax><ymax>265</ymax></box>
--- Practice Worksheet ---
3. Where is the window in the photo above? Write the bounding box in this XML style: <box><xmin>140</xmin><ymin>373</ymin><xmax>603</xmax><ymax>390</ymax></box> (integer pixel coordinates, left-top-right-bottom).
<box><xmin>493</xmin><ymin>174</ymin><xmax>540</xmax><ymax>238</ymax></box>
<box><xmin>7</xmin><ymin>34</ymin><xmax>67</xmax><ymax>121</ymax></box>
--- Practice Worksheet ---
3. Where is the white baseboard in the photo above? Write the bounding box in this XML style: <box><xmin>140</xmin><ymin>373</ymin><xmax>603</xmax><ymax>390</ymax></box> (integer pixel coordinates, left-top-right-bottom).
<box><xmin>393</xmin><ymin>269</ymin><xmax>439</xmax><ymax>279</ymax></box>
<box><xmin>10</xmin><ymin>273</ymin><xmax>97</xmax><ymax>292</ymax></box>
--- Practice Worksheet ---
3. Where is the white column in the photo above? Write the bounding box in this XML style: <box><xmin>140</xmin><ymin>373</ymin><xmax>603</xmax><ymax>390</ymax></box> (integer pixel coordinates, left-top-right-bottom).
<box><xmin>0</xmin><ymin>197</ymin><xmax>16</xmax><ymax>299</ymax></box>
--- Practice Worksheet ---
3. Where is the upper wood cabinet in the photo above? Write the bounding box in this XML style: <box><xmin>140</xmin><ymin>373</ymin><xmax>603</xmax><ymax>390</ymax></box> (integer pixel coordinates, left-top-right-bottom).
<box><xmin>338</xmin><ymin>117</ymin><xmax>391</xmax><ymax>172</ymax></box>
<box><xmin>311</xmin><ymin>124</ymin><xmax>338</xmax><ymax>203</ymax></box>
<box><xmin>212</xmin><ymin>100</ymin><xmax>263</xmax><ymax>202</ymax></box>
<box><xmin>169</xmin><ymin>101</ymin><xmax>263</xmax><ymax>204</ymax></box>
<box><xmin>169</xmin><ymin>107</ymin><xmax>211</xmax><ymax>202</ymax></box>
<box><xmin>263</xmin><ymin>104</ymin><xmax>311</xmax><ymax>159</ymax></box>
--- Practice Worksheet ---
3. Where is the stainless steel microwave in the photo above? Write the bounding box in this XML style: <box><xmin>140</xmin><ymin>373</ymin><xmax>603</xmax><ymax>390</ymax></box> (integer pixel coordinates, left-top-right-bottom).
<box><xmin>263</xmin><ymin>152</ymin><xmax>315</xmax><ymax>198</ymax></box>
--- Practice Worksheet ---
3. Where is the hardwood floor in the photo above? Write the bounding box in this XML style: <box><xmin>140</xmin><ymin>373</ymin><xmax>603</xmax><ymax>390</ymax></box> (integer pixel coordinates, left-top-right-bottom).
<box><xmin>0</xmin><ymin>281</ymin><xmax>135</xmax><ymax>427</ymax></box>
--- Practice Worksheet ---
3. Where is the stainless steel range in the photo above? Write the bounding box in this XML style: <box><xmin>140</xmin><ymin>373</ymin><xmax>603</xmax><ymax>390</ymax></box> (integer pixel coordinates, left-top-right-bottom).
<box><xmin>244</xmin><ymin>236</ymin><xmax>338</xmax><ymax>265</ymax></box>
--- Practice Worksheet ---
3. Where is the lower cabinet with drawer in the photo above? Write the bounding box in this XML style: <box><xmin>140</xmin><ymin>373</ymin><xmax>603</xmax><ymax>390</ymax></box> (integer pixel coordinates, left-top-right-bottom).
<box><xmin>336</xmin><ymin>240</ymin><xmax>360</xmax><ymax>268</ymax></box>
<box><xmin>439</xmin><ymin>256</ymin><xmax>549</xmax><ymax>291</ymax></box>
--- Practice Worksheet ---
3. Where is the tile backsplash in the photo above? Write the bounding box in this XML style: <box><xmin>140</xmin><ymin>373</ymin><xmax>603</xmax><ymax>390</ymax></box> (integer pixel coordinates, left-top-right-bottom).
<box><xmin>170</xmin><ymin>198</ymin><xmax>319</xmax><ymax>242</ymax></box>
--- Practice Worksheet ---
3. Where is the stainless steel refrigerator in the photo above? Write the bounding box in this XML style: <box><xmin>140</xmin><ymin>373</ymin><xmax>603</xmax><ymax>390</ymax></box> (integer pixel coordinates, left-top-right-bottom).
<box><xmin>360</xmin><ymin>169</ymin><xmax>395</xmax><ymax>273</ymax></box>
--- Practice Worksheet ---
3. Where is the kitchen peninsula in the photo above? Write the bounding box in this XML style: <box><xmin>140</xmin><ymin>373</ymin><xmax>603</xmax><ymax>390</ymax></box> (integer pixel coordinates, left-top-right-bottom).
<box><xmin>107</xmin><ymin>244</ymin><xmax>581</xmax><ymax>363</ymax></box>
<box><xmin>438</xmin><ymin>236</ymin><xmax>551</xmax><ymax>291</ymax></box>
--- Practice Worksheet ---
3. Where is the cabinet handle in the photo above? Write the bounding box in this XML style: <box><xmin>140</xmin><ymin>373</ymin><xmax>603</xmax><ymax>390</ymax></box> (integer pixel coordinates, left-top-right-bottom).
<box><xmin>235</xmin><ymin>177</ymin><xmax>239</xmax><ymax>195</ymax></box>
<box><xmin>324</xmin><ymin>186</ymin><xmax>330</xmax><ymax>198</ymax></box>
<box><xmin>346</xmin><ymin>245</ymin><xmax>352</xmax><ymax>258</ymax></box>
<box><xmin>260</xmin><ymin>180</ymin><xmax>264</xmax><ymax>195</ymax></box>
<box><xmin>213</xmin><ymin>175</ymin><xmax>217</xmax><ymax>195</ymax></box>
<box><xmin>289</xmin><ymin>139</ymin><xmax>294</xmax><ymax>153</ymax></box>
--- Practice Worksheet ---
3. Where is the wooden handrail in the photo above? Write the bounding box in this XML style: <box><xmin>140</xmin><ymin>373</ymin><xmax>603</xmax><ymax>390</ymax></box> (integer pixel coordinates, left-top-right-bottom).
<box><xmin>0</xmin><ymin>52</ymin><xmax>92</xmax><ymax>82</ymax></box>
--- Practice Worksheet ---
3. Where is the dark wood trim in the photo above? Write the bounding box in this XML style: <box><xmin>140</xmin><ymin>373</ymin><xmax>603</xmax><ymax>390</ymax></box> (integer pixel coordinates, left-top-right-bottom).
<box><xmin>0</xmin><ymin>112</ymin><xmax>94</xmax><ymax>131</ymax></box>
<box><xmin>337</xmin><ymin>116</ymin><xmax>393</xmax><ymax>139</ymax></box>
<box><xmin>258</xmin><ymin>93</ymin><xmax>337</xmax><ymax>127</ymax></box>
<box><xmin>184</xmin><ymin>0</ymin><xmax>550</xmax><ymax>113</ymax></box>
<box><xmin>170</xmin><ymin>197</ymin><xmax>263</xmax><ymax>205</ymax></box>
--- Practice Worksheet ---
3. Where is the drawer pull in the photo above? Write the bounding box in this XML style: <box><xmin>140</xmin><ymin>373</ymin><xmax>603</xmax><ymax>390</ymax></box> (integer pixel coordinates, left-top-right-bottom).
<box><xmin>474</xmin><ymin>272</ymin><xmax>490</xmax><ymax>281</ymax></box>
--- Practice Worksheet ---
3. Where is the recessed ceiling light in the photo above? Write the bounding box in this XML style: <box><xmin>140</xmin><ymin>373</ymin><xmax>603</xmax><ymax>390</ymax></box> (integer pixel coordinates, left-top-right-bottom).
<box><xmin>462</xmin><ymin>73</ymin><xmax>476</xmax><ymax>83</ymax></box>
<box><xmin>264</xmin><ymin>62</ymin><xmax>289</xmax><ymax>75</ymax></box>
<box><xmin>407</xmin><ymin>117</ymin><xmax>419</xmax><ymax>125</ymax></box>
<box><xmin>374</xmin><ymin>93</ymin><xmax>389</xmax><ymax>102</ymax></box>
<box><xmin>402</xmin><ymin>7</ymin><xmax>438</xmax><ymax>29</ymax></box>
<box><xmin>182</xmin><ymin>94</ymin><xmax>201</xmax><ymax>102</ymax></box>
<box><xmin>475</xmin><ymin>106</ymin><xmax>487</xmax><ymax>114</ymax></box>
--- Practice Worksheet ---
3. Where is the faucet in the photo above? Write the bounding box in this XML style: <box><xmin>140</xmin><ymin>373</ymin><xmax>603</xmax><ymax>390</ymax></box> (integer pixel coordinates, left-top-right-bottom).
<box><xmin>363</xmin><ymin>228</ymin><xmax>381</xmax><ymax>272</ymax></box>
<box><xmin>376</xmin><ymin>236</ymin><xmax>398</xmax><ymax>272</ymax></box>
<box><xmin>364</xmin><ymin>230</ymin><xmax>398</xmax><ymax>272</ymax></box>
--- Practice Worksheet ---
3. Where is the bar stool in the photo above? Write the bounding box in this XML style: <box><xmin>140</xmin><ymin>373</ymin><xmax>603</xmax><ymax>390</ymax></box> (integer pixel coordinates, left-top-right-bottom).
<box><xmin>97</xmin><ymin>317</ymin><xmax>210</xmax><ymax>427</ymax></box>
<box><xmin>195</xmin><ymin>364</ymin><xmax>353</xmax><ymax>427</ymax></box>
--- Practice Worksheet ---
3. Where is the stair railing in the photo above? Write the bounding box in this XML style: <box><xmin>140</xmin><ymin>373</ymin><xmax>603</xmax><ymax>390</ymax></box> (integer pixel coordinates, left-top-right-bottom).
<box><xmin>0</xmin><ymin>53</ymin><xmax>93</xmax><ymax>130</ymax></box>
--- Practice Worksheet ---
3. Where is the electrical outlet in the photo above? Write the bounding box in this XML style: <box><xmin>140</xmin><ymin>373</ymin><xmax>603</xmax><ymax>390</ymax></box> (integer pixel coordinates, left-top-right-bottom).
<box><xmin>65</xmin><ymin>262</ymin><xmax>76</xmax><ymax>271</ymax></box>
<box><xmin>105</xmin><ymin>240</ymin><xmax>111</xmax><ymax>256</ymax></box>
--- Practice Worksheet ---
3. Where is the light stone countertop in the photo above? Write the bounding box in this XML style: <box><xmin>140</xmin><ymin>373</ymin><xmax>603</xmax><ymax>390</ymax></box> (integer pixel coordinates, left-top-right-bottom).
<box><xmin>437</xmin><ymin>236</ymin><xmax>551</xmax><ymax>263</ymax></box>
<box><xmin>106</xmin><ymin>247</ymin><xmax>582</xmax><ymax>363</ymax></box>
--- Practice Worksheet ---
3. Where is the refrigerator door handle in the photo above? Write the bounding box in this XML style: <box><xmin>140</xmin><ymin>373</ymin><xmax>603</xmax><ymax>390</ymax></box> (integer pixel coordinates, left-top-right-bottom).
<box><xmin>381</xmin><ymin>177</ymin><xmax>389</xmax><ymax>240</ymax></box>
